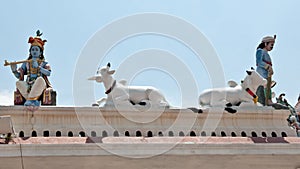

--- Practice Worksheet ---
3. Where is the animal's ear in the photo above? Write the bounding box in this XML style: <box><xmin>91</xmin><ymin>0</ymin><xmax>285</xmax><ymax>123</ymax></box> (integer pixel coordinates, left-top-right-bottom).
<box><xmin>119</xmin><ymin>79</ymin><xmax>127</xmax><ymax>85</ymax></box>
<box><xmin>228</xmin><ymin>80</ymin><xmax>238</xmax><ymax>87</ymax></box>
<box><xmin>108</xmin><ymin>70</ymin><xmax>115</xmax><ymax>75</ymax></box>
<box><xmin>246</xmin><ymin>70</ymin><xmax>252</xmax><ymax>75</ymax></box>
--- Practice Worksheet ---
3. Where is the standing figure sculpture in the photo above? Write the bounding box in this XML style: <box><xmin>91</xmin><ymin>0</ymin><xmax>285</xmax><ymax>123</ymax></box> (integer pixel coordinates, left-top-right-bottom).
<box><xmin>9</xmin><ymin>30</ymin><xmax>52</xmax><ymax>107</ymax></box>
<box><xmin>255</xmin><ymin>35</ymin><xmax>276</xmax><ymax>106</ymax></box>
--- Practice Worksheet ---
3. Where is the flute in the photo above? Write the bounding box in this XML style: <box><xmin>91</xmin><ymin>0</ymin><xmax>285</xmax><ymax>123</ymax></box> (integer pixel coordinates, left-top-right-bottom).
<box><xmin>4</xmin><ymin>60</ymin><xmax>29</xmax><ymax>66</ymax></box>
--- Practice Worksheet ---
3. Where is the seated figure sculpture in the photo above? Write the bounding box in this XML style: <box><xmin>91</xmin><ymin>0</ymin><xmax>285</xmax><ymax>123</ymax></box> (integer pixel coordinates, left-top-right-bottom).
<box><xmin>88</xmin><ymin>63</ymin><xmax>169</xmax><ymax>108</ymax></box>
<box><xmin>198</xmin><ymin>69</ymin><xmax>267</xmax><ymax>113</ymax></box>
<box><xmin>9</xmin><ymin>30</ymin><xmax>53</xmax><ymax>107</ymax></box>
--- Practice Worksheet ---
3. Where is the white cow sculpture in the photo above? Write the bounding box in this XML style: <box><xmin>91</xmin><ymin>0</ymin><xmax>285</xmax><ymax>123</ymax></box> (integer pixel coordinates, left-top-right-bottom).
<box><xmin>88</xmin><ymin>63</ymin><xmax>169</xmax><ymax>108</ymax></box>
<box><xmin>198</xmin><ymin>69</ymin><xmax>267</xmax><ymax>113</ymax></box>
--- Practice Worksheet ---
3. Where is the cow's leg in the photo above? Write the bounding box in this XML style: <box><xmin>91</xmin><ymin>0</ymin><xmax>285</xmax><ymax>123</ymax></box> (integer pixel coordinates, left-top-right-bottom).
<box><xmin>147</xmin><ymin>89</ymin><xmax>169</xmax><ymax>107</ymax></box>
<box><xmin>210</xmin><ymin>99</ymin><xmax>227</xmax><ymax>107</ymax></box>
<box><xmin>93</xmin><ymin>97</ymin><xmax>107</xmax><ymax>106</ymax></box>
<box><xmin>138</xmin><ymin>100</ymin><xmax>150</xmax><ymax>106</ymax></box>
<box><xmin>210</xmin><ymin>99</ymin><xmax>237</xmax><ymax>114</ymax></box>
<box><xmin>130</xmin><ymin>100</ymin><xmax>136</xmax><ymax>105</ymax></box>
<box><xmin>224</xmin><ymin>107</ymin><xmax>237</xmax><ymax>113</ymax></box>
<box><xmin>113</xmin><ymin>94</ymin><xmax>133</xmax><ymax>107</ymax></box>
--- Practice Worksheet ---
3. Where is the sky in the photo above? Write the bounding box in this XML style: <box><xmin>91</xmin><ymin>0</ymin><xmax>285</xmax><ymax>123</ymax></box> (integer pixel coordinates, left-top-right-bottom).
<box><xmin>0</xmin><ymin>0</ymin><xmax>299</xmax><ymax>108</ymax></box>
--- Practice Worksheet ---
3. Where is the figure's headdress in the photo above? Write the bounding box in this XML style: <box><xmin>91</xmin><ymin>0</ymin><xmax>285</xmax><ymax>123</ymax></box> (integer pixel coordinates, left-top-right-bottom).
<box><xmin>262</xmin><ymin>35</ymin><xmax>276</xmax><ymax>43</ymax></box>
<box><xmin>28</xmin><ymin>30</ymin><xmax>47</xmax><ymax>50</ymax></box>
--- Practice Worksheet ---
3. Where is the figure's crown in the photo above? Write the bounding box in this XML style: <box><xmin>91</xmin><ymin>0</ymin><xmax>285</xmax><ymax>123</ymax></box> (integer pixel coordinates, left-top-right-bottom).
<box><xmin>28</xmin><ymin>30</ymin><xmax>47</xmax><ymax>50</ymax></box>
<box><xmin>261</xmin><ymin>35</ymin><xmax>276</xmax><ymax>43</ymax></box>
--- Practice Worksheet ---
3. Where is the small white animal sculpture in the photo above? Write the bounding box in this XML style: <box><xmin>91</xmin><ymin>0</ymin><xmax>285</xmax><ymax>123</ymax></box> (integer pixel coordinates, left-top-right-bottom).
<box><xmin>88</xmin><ymin>63</ymin><xmax>169</xmax><ymax>108</ymax></box>
<box><xmin>198</xmin><ymin>69</ymin><xmax>267</xmax><ymax>112</ymax></box>
<box><xmin>287</xmin><ymin>114</ymin><xmax>300</xmax><ymax>136</ymax></box>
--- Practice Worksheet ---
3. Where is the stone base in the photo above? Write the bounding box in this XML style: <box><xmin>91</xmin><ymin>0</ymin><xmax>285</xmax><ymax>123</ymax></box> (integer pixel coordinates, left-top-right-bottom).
<box><xmin>1</xmin><ymin>137</ymin><xmax>300</xmax><ymax>169</ymax></box>
<box><xmin>14</xmin><ymin>89</ymin><xmax>57</xmax><ymax>106</ymax></box>
<box><xmin>0</xmin><ymin>106</ymin><xmax>296</xmax><ymax>137</ymax></box>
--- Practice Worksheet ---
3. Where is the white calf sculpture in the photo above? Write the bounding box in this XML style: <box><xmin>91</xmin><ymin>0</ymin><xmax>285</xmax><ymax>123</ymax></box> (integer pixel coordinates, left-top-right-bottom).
<box><xmin>198</xmin><ymin>70</ymin><xmax>267</xmax><ymax>113</ymax></box>
<box><xmin>88</xmin><ymin>63</ymin><xmax>169</xmax><ymax>108</ymax></box>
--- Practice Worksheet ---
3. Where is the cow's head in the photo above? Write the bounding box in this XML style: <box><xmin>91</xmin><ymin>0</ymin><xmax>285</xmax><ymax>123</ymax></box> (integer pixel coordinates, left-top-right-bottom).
<box><xmin>242</xmin><ymin>69</ymin><xmax>267</xmax><ymax>91</ymax></box>
<box><xmin>88</xmin><ymin>63</ymin><xmax>115</xmax><ymax>83</ymax></box>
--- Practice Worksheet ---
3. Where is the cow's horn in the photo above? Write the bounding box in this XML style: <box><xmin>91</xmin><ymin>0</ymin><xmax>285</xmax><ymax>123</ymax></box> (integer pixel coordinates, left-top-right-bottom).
<box><xmin>107</xmin><ymin>62</ymin><xmax>111</xmax><ymax>68</ymax></box>
<box><xmin>246</xmin><ymin>70</ymin><xmax>252</xmax><ymax>75</ymax></box>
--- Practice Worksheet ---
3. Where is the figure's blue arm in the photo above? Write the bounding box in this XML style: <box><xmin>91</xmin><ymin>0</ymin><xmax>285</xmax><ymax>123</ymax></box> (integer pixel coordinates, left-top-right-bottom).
<box><xmin>40</xmin><ymin>62</ymin><xmax>51</xmax><ymax>76</ymax></box>
<box><xmin>40</xmin><ymin>67</ymin><xmax>51</xmax><ymax>76</ymax></box>
<box><xmin>10</xmin><ymin>63</ymin><xmax>19</xmax><ymax>78</ymax></box>
<box><xmin>12</xmin><ymin>71</ymin><xmax>20</xmax><ymax>79</ymax></box>
<box><xmin>11</xmin><ymin>62</ymin><xmax>27</xmax><ymax>79</ymax></box>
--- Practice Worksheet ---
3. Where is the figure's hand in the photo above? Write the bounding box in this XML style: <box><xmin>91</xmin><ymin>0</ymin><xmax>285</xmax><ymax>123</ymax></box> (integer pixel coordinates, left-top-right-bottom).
<box><xmin>32</xmin><ymin>59</ymin><xmax>38</xmax><ymax>68</ymax></box>
<box><xmin>267</xmin><ymin>65</ymin><xmax>274</xmax><ymax>76</ymax></box>
<box><xmin>10</xmin><ymin>64</ymin><xmax>17</xmax><ymax>73</ymax></box>
<box><xmin>39</xmin><ymin>66</ymin><xmax>51</xmax><ymax>76</ymax></box>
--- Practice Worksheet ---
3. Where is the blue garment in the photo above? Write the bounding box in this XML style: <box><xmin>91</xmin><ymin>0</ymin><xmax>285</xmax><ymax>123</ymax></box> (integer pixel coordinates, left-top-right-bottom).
<box><xmin>20</xmin><ymin>60</ymin><xmax>49</xmax><ymax>79</ymax></box>
<box><xmin>256</xmin><ymin>48</ymin><xmax>272</xmax><ymax>79</ymax></box>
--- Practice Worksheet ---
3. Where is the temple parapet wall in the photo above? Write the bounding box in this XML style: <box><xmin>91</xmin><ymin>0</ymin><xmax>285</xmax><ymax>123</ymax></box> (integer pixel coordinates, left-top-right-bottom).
<box><xmin>0</xmin><ymin>106</ymin><xmax>295</xmax><ymax>137</ymax></box>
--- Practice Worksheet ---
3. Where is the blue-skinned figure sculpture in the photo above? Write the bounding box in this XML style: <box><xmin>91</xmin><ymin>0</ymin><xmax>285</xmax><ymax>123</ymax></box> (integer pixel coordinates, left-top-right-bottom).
<box><xmin>10</xmin><ymin>30</ymin><xmax>52</xmax><ymax>108</ymax></box>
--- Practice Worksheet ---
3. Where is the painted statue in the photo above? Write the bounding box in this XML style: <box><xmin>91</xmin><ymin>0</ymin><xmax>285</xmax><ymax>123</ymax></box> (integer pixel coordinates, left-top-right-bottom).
<box><xmin>88</xmin><ymin>63</ymin><xmax>169</xmax><ymax>108</ymax></box>
<box><xmin>9</xmin><ymin>30</ymin><xmax>52</xmax><ymax>107</ymax></box>
<box><xmin>255</xmin><ymin>35</ymin><xmax>276</xmax><ymax>106</ymax></box>
<box><xmin>198</xmin><ymin>69</ymin><xmax>267</xmax><ymax>113</ymax></box>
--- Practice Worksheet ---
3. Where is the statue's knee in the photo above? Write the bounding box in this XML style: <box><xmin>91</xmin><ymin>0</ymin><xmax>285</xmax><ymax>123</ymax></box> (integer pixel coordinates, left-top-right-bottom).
<box><xmin>16</xmin><ymin>81</ymin><xmax>22</xmax><ymax>87</ymax></box>
<box><xmin>34</xmin><ymin>77</ymin><xmax>46</xmax><ymax>88</ymax></box>
<box><xmin>36</xmin><ymin>77</ymin><xmax>46</xmax><ymax>84</ymax></box>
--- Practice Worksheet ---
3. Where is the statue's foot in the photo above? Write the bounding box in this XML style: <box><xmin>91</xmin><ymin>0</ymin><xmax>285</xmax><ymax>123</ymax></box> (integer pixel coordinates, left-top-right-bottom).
<box><xmin>24</xmin><ymin>100</ymin><xmax>32</xmax><ymax>106</ymax></box>
<box><xmin>24</xmin><ymin>100</ymin><xmax>40</xmax><ymax>111</ymax></box>
<box><xmin>24</xmin><ymin>100</ymin><xmax>40</xmax><ymax>106</ymax></box>
<box><xmin>31</xmin><ymin>100</ymin><xmax>40</xmax><ymax>106</ymax></box>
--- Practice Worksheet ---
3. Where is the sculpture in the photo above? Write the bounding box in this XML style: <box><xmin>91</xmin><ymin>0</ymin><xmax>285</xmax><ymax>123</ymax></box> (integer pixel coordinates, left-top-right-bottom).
<box><xmin>6</xmin><ymin>30</ymin><xmax>54</xmax><ymax>108</ymax></box>
<box><xmin>88</xmin><ymin>63</ymin><xmax>169</xmax><ymax>108</ymax></box>
<box><xmin>287</xmin><ymin>114</ymin><xmax>300</xmax><ymax>136</ymax></box>
<box><xmin>198</xmin><ymin>69</ymin><xmax>267</xmax><ymax>113</ymax></box>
